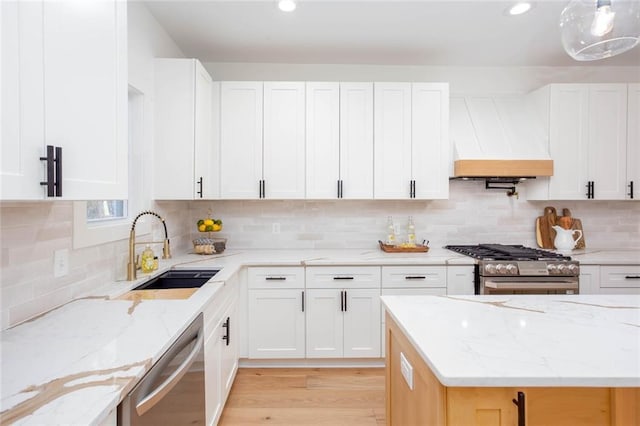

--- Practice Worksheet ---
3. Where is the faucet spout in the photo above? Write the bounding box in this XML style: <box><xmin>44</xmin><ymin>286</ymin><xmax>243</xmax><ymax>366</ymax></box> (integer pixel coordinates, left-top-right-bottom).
<box><xmin>127</xmin><ymin>210</ymin><xmax>172</xmax><ymax>281</ymax></box>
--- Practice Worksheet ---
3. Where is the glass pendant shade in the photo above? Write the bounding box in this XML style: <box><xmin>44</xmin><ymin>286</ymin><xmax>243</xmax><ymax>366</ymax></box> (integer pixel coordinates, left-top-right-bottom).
<box><xmin>560</xmin><ymin>0</ymin><xmax>640</xmax><ymax>61</ymax></box>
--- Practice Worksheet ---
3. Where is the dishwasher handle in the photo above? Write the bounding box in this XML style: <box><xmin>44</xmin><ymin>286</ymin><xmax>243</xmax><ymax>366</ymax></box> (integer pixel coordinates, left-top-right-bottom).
<box><xmin>135</xmin><ymin>327</ymin><xmax>204</xmax><ymax>416</ymax></box>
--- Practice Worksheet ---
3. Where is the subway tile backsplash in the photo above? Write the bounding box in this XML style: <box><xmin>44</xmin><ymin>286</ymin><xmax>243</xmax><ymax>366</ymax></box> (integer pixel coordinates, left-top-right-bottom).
<box><xmin>1</xmin><ymin>181</ymin><xmax>639</xmax><ymax>330</ymax></box>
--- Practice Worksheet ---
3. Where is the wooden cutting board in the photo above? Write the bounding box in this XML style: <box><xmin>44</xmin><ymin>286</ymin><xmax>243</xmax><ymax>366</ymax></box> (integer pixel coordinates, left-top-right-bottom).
<box><xmin>535</xmin><ymin>206</ymin><xmax>557</xmax><ymax>249</ymax></box>
<box><xmin>561</xmin><ymin>208</ymin><xmax>586</xmax><ymax>249</ymax></box>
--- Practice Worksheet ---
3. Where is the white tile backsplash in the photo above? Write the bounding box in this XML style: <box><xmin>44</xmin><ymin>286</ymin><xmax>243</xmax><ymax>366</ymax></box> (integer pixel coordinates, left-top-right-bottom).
<box><xmin>1</xmin><ymin>182</ymin><xmax>638</xmax><ymax>330</ymax></box>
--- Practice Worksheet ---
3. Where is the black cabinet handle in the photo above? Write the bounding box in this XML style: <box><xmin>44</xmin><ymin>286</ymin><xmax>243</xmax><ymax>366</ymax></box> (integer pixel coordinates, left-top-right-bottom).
<box><xmin>333</xmin><ymin>276</ymin><xmax>354</xmax><ymax>280</ymax></box>
<box><xmin>262</xmin><ymin>180</ymin><xmax>266</xmax><ymax>198</ymax></box>
<box><xmin>340</xmin><ymin>290</ymin><xmax>344</xmax><ymax>312</ymax></box>
<box><xmin>301</xmin><ymin>291</ymin><xmax>305</xmax><ymax>312</ymax></box>
<box><xmin>512</xmin><ymin>391</ymin><xmax>525</xmax><ymax>426</ymax></box>
<box><xmin>222</xmin><ymin>317</ymin><xmax>230</xmax><ymax>346</ymax></box>
<box><xmin>265</xmin><ymin>276</ymin><xmax>286</xmax><ymax>281</ymax></box>
<box><xmin>197</xmin><ymin>177</ymin><xmax>203</xmax><ymax>198</ymax></box>
<box><xmin>625</xmin><ymin>276</ymin><xmax>640</xmax><ymax>279</ymax></box>
<box><xmin>629</xmin><ymin>181</ymin><xmax>634</xmax><ymax>199</ymax></box>
<box><xmin>409</xmin><ymin>180</ymin><xmax>416</xmax><ymax>198</ymax></box>
<box><xmin>54</xmin><ymin>147</ymin><xmax>62</xmax><ymax>197</ymax></box>
<box><xmin>339</xmin><ymin>180</ymin><xmax>343</xmax><ymax>198</ymax></box>
<box><xmin>405</xmin><ymin>276</ymin><xmax>426</xmax><ymax>280</ymax></box>
<box><xmin>40</xmin><ymin>145</ymin><xmax>55</xmax><ymax>197</ymax></box>
<box><xmin>344</xmin><ymin>290</ymin><xmax>347</xmax><ymax>312</ymax></box>
<box><xmin>591</xmin><ymin>181</ymin><xmax>595</xmax><ymax>199</ymax></box>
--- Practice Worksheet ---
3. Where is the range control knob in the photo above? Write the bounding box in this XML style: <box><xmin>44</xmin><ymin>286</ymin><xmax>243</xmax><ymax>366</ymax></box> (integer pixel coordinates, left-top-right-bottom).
<box><xmin>506</xmin><ymin>264</ymin><xmax>518</xmax><ymax>275</ymax></box>
<box><xmin>556</xmin><ymin>264</ymin><xmax>567</xmax><ymax>274</ymax></box>
<box><xmin>567</xmin><ymin>264</ymin><xmax>579</xmax><ymax>275</ymax></box>
<box><xmin>485</xmin><ymin>264</ymin><xmax>497</xmax><ymax>274</ymax></box>
<box><xmin>547</xmin><ymin>264</ymin><xmax>557</xmax><ymax>274</ymax></box>
<box><xmin>495</xmin><ymin>264</ymin><xmax>508</xmax><ymax>274</ymax></box>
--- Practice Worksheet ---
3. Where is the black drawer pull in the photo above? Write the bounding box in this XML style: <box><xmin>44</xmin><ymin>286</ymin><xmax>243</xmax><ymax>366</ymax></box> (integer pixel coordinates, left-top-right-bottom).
<box><xmin>197</xmin><ymin>177</ymin><xmax>203</xmax><ymax>198</ymax></box>
<box><xmin>222</xmin><ymin>317</ymin><xmax>230</xmax><ymax>346</ymax></box>
<box><xmin>302</xmin><ymin>291</ymin><xmax>305</xmax><ymax>312</ymax></box>
<box><xmin>333</xmin><ymin>276</ymin><xmax>354</xmax><ymax>280</ymax></box>
<box><xmin>405</xmin><ymin>276</ymin><xmax>426</xmax><ymax>280</ymax></box>
<box><xmin>265</xmin><ymin>277</ymin><xmax>286</xmax><ymax>281</ymax></box>
<box><xmin>40</xmin><ymin>145</ymin><xmax>55</xmax><ymax>197</ymax></box>
<box><xmin>512</xmin><ymin>391</ymin><xmax>525</xmax><ymax>426</ymax></box>
<box><xmin>625</xmin><ymin>276</ymin><xmax>640</xmax><ymax>279</ymax></box>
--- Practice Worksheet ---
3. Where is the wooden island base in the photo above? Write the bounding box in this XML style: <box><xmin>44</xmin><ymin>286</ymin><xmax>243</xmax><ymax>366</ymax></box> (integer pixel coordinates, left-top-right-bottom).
<box><xmin>385</xmin><ymin>313</ymin><xmax>640</xmax><ymax>426</ymax></box>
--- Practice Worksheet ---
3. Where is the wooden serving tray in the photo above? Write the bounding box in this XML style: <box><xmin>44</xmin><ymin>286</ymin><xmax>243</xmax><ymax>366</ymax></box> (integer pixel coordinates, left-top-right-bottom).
<box><xmin>379</xmin><ymin>241</ymin><xmax>429</xmax><ymax>253</ymax></box>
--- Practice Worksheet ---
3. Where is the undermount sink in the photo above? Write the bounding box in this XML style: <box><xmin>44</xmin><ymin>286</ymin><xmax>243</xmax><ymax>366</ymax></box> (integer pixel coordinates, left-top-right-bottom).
<box><xmin>133</xmin><ymin>269</ymin><xmax>220</xmax><ymax>290</ymax></box>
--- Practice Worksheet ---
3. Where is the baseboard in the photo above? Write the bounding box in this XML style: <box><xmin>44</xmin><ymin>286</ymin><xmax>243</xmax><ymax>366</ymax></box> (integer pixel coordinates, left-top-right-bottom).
<box><xmin>238</xmin><ymin>357</ymin><xmax>385</xmax><ymax>368</ymax></box>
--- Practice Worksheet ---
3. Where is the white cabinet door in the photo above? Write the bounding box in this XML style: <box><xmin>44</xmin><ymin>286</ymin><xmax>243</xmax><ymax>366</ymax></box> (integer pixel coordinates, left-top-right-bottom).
<box><xmin>205</xmin><ymin>314</ymin><xmax>224</xmax><ymax>426</ymax></box>
<box><xmin>1</xmin><ymin>0</ymin><xmax>127</xmax><ymax>200</ymax></box>
<box><xmin>306</xmin><ymin>82</ymin><xmax>340</xmax><ymax>199</ymax></box>
<box><xmin>195</xmin><ymin>81</ymin><xmax>221</xmax><ymax>199</ymax></box>
<box><xmin>220</xmin><ymin>81</ymin><xmax>263</xmax><ymax>199</ymax></box>
<box><xmin>305</xmin><ymin>289</ymin><xmax>344</xmax><ymax>358</ymax></box>
<box><xmin>248</xmin><ymin>289</ymin><xmax>306</xmax><ymax>358</ymax></box>
<box><xmin>43</xmin><ymin>0</ymin><xmax>127</xmax><ymax>200</ymax></box>
<box><xmin>446</xmin><ymin>266</ymin><xmax>475</xmax><ymax>295</ymax></box>
<box><xmin>412</xmin><ymin>83</ymin><xmax>449</xmax><ymax>199</ymax></box>
<box><xmin>220</xmin><ymin>296</ymin><xmax>238</xmax><ymax>400</ymax></box>
<box><xmin>627</xmin><ymin>84</ymin><xmax>640</xmax><ymax>200</ymax></box>
<box><xmin>343</xmin><ymin>288</ymin><xmax>381</xmax><ymax>358</ymax></box>
<box><xmin>587</xmin><ymin>84</ymin><xmax>627</xmax><ymax>200</ymax></box>
<box><xmin>340</xmin><ymin>82</ymin><xmax>374</xmax><ymax>199</ymax></box>
<box><xmin>548</xmin><ymin>84</ymin><xmax>589</xmax><ymax>200</ymax></box>
<box><xmin>374</xmin><ymin>83</ymin><xmax>412</xmax><ymax>199</ymax></box>
<box><xmin>263</xmin><ymin>82</ymin><xmax>306</xmax><ymax>199</ymax></box>
<box><xmin>154</xmin><ymin>59</ymin><xmax>213</xmax><ymax>200</ymax></box>
<box><xmin>579</xmin><ymin>265</ymin><xmax>600</xmax><ymax>295</ymax></box>
<box><xmin>1</xmin><ymin>1</ymin><xmax>45</xmax><ymax>199</ymax></box>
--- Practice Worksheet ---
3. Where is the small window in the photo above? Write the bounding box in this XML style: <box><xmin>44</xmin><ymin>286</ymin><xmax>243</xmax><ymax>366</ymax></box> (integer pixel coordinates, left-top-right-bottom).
<box><xmin>86</xmin><ymin>200</ymin><xmax>128</xmax><ymax>223</ymax></box>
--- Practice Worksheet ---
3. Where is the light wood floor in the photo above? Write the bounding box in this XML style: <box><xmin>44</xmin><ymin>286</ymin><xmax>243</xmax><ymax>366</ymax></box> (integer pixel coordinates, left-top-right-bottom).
<box><xmin>218</xmin><ymin>368</ymin><xmax>386</xmax><ymax>425</ymax></box>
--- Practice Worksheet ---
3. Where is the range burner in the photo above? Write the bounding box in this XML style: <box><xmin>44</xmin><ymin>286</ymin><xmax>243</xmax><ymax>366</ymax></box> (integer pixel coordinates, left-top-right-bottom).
<box><xmin>445</xmin><ymin>244</ymin><xmax>572</xmax><ymax>261</ymax></box>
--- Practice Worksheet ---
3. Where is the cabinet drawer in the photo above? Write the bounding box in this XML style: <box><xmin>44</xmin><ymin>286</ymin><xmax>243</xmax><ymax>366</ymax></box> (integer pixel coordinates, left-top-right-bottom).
<box><xmin>600</xmin><ymin>266</ymin><xmax>640</xmax><ymax>288</ymax></box>
<box><xmin>381</xmin><ymin>266</ymin><xmax>446</xmax><ymax>288</ymax></box>
<box><xmin>248</xmin><ymin>266</ymin><xmax>305</xmax><ymax>289</ymax></box>
<box><xmin>306</xmin><ymin>266</ymin><xmax>381</xmax><ymax>289</ymax></box>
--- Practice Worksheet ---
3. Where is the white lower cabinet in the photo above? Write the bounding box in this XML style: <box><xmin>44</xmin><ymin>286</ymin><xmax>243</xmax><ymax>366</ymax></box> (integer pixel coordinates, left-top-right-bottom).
<box><xmin>247</xmin><ymin>267</ymin><xmax>306</xmax><ymax>358</ymax></box>
<box><xmin>446</xmin><ymin>265</ymin><xmax>475</xmax><ymax>295</ymax></box>
<box><xmin>381</xmin><ymin>266</ymin><xmax>447</xmax><ymax>356</ymax></box>
<box><xmin>600</xmin><ymin>265</ymin><xmax>640</xmax><ymax>294</ymax></box>
<box><xmin>204</xmin><ymin>276</ymin><xmax>239</xmax><ymax>426</ymax></box>
<box><xmin>579</xmin><ymin>265</ymin><xmax>600</xmax><ymax>294</ymax></box>
<box><xmin>306</xmin><ymin>267</ymin><xmax>381</xmax><ymax>358</ymax></box>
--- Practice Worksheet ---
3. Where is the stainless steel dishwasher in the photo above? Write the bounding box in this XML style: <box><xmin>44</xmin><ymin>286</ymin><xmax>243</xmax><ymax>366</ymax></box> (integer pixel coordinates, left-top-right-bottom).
<box><xmin>118</xmin><ymin>313</ymin><xmax>205</xmax><ymax>426</ymax></box>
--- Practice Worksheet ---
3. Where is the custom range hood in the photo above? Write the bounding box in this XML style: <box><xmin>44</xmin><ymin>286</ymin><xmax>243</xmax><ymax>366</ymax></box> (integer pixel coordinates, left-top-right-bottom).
<box><xmin>450</xmin><ymin>95</ymin><xmax>553</xmax><ymax>187</ymax></box>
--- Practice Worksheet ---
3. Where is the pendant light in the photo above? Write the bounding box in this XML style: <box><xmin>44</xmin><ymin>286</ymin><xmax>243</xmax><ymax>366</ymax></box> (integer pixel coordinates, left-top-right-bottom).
<box><xmin>560</xmin><ymin>0</ymin><xmax>640</xmax><ymax>61</ymax></box>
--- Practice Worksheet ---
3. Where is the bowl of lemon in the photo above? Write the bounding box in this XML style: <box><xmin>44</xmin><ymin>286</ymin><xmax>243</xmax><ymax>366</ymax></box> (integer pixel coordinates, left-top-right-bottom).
<box><xmin>193</xmin><ymin>218</ymin><xmax>225</xmax><ymax>254</ymax></box>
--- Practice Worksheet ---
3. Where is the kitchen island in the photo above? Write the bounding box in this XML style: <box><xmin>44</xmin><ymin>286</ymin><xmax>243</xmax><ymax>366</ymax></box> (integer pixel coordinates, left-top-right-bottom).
<box><xmin>382</xmin><ymin>295</ymin><xmax>640</xmax><ymax>426</ymax></box>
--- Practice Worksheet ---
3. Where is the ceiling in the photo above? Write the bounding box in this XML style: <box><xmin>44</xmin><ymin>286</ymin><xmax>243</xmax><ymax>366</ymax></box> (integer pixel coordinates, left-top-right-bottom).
<box><xmin>143</xmin><ymin>0</ymin><xmax>640</xmax><ymax>67</ymax></box>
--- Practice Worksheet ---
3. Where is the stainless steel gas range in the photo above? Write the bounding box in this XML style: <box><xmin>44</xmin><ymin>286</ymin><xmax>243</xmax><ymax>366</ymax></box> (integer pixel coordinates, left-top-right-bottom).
<box><xmin>445</xmin><ymin>244</ymin><xmax>580</xmax><ymax>295</ymax></box>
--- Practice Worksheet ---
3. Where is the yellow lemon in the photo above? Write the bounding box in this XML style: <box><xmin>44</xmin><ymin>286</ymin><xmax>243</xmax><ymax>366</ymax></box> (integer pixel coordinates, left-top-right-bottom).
<box><xmin>212</xmin><ymin>224</ymin><xmax>221</xmax><ymax>231</ymax></box>
<box><xmin>198</xmin><ymin>224</ymin><xmax>206</xmax><ymax>232</ymax></box>
<box><xmin>203</xmin><ymin>219</ymin><xmax>214</xmax><ymax>226</ymax></box>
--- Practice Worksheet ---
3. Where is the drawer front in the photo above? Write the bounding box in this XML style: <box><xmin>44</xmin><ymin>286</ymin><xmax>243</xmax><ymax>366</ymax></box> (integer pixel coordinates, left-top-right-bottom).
<box><xmin>306</xmin><ymin>266</ymin><xmax>381</xmax><ymax>289</ymax></box>
<box><xmin>248</xmin><ymin>266</ymin><xmax>305</xmax><ymax>289</ymax></box>
<box><xmin>381</xmin><ymin>266</ymin><xmax>446</xmax><ymax>288</ymax></box>
<box><xmin>600</xmin><ymin>266</ymin><xmax>640</xmax><ymax>288</ymax></box>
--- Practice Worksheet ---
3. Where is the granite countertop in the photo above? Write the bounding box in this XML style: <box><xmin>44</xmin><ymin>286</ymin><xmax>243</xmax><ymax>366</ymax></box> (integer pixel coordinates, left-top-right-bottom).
<box><xmin>382</xmin><ymin>294</ymin><xmax>640</xmax><ymax>387</ymax></box>
<box><xmin>1</xmin><ymin>247</ymin><xmax>637</xmax><ymax>425</ymax></box>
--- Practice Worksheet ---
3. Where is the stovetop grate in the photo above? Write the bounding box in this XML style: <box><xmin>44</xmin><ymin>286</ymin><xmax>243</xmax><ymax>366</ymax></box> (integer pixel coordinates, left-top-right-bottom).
<box><xmin>444</xmin><ymin>244</ymin><xmax>572</xmax><ymax>261</ymax></box>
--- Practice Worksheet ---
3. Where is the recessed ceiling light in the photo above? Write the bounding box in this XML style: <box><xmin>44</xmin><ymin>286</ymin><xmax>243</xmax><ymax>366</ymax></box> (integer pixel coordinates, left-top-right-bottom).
<box><xmin>278</xmin><ymin>0</ymin><xmax>296</xmax><ymax>12</ymax></box>
<box><xmin>508</xmin><ymin>2</ymin><xmax>532</xmax><ymax>16</ymax></box>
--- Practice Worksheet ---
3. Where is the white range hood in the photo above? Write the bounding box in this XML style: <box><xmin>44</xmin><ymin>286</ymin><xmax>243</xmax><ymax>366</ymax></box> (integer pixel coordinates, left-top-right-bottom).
<box><xmin>450</xmin><ymin>95</ymin><xmax>553</xmax><ymax>178</ymax></box>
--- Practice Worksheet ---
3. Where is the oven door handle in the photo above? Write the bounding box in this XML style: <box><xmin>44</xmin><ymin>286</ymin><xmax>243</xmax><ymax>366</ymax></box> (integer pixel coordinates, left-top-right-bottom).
<box><xmin>484</xmin><ymin>280</ymin><xmax>579</xmax><ymax>291</ymax></box>
<box><xmin>136</xmin><ymin>329</ymin><xmax>204</xmax><ymax>416</ymax></box>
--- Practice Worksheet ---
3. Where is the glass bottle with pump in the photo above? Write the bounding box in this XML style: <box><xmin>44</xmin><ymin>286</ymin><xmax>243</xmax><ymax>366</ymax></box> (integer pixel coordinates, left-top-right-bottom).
<box><xmin>140</xmin><ymin>245</ymin><xmax>155</xmax><ymax>273</ymax></box>
<box><xmin>407</xmin><ymin>216</ymin><xmax>416</xmax><ymax>247</ymax></box>
<box><xmin>386</xmin><ymin>216</ymin><xmax>396</xmax><ymax>245</ymax></box>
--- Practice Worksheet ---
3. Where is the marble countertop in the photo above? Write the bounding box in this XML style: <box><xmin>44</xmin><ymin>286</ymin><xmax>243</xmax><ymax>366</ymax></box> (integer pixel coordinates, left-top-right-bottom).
<box><xmin>1</xmin><ymin>247</ymin><xmax>637</xmax><ymax>425</ymax></box>
<box><xmin>382</xmin><ymin>294</ymin><xmax>640</xmax><ymax>387</ymax></box>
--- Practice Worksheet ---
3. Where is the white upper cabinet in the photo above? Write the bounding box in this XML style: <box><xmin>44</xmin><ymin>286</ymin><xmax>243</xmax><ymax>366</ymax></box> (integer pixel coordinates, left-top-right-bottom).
<box><xmin>306</xmin><ymin>82</ymin><xmax>340</xmax><ymax>199</ymax></box>
<box><xmin>154</xmin><ymin>59</ymin><xmax>216</xmax><ymax>200</ymax></box>
<box><xmin>411</xmin><ymin>83</ymin><xmax>449</xmax><ymax>199</ymax></box>
<box><xmin>340</xmin><ymin>83</ymin><xmax>374</xmax><ymax>199</ymax></box>
<box><xmin>374</xmin><ymin>82</ymin><xmax>449</xmax><ymax>199</ymax></box>
<box><xmin>528</xmin><ymin>83</ymin><xmax>629</xmax><ymax>200</ymax></box>
<box><xmin>220</xmin><ymin>81</ymin><xmax>264</xmax><ymax>199</ymax></box>
<box><xmin>263</xmin><ymin>82</ymin><xmax>306</xmax><ymax>199</ymax></box>
<box><xmin>305</xmin><ymin>82</ymin><xmax>374</xmax><ymax>199</ymax></box>
<box><xmin>1</xmin><ymin>0</ymin><xmax>127</xmax><ymax>200</ymax></box>
<box><xmin>220</xmin><ymin>82</ymin><xmax>305</xmax><ymax>199</ymax></box>
<box><xmin>627</xmin><ymin>84</ymin><xmax>640</xmax><ymax>200</ymax></box>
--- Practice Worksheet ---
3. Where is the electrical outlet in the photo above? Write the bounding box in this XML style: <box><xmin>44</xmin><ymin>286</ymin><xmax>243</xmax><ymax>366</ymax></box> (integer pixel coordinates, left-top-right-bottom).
<box><xmin>400</xmin><ymin>351</ymin><xmax>414</xmax><ymax>390</ymax></box>
<box><xmin>54</xmin><ymin>249</ymin><xmax>69</xmax><ymax>278</ymax></box>
<box><xmin>272</xmin><ymin>223</ymin><xmax>280</xmax><ymax>234</ymax></box>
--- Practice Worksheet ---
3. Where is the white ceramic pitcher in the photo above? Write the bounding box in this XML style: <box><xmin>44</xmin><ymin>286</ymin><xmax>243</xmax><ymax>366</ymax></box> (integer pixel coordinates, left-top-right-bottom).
<box><xmin>552</xmin><ymin>225</ymin><xmax>583</xmax><ymax>251</ymax></box>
